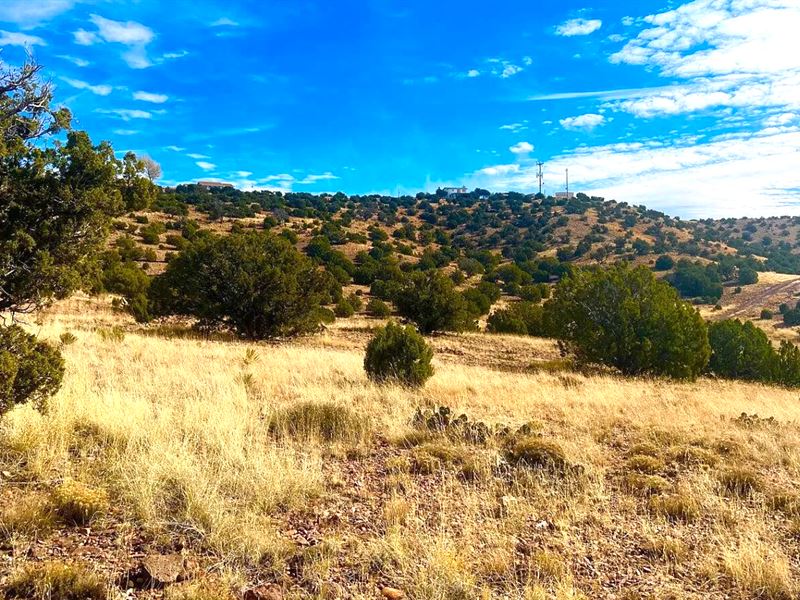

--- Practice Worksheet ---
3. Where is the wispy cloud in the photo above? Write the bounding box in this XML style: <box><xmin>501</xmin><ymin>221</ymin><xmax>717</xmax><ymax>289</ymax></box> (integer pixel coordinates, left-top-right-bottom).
<box><xmin>95</xmin><ymin>108</ymin><xmax>152</xmax><ymax>121</ymax></box>
<box><xmin>187</xmin><ymin>153</ymin><xmax>210</xmax><ymax>159</ymax></box>
<box><xmin>211</xmin><ymin>17</ymin><xmax>239</xmax><ymax>27</ymax></box>
<box><xmin>74</xmin><ymin>14</ymin><xmax>155</xmax><ymax>69</ymax></box>
<box><xmin>196</xmin><ymin>161</ymin><xmax>216</xmax><ymax>171</ymax></box>
<box><xmin>133</xmin><ymin>91</ymin><xmax>168</xmax><ymax>103</ymax></box>
<box><xmin>555</xmin><ymin>18</ymin><xmax>602</xmax><ymax>36</ymax></box>
<box><xmin>60</xmin><ymin>77</ymin><xmax>112</xmax><ymax>96</ymax></box>
<box><xmin>606</xmin><ymin>0</ymin><xmax>800</xmax><ymax>118</ymax></box>
<box><xmin>560</xmin><ymin>113</ymin><xmax>606</xmax><ymax>131</ymax></box>
<box><xmin>500</xmin><ymin>121</ymin><xmax>529</xmax><ymax>133</ymax></box>
<box><xmin>509</xmin><ymin>141</ymin><xmax>534</xmax><ymax>155</ymax></box>
<box><xmin>0</xmin><ymin>30</ymin><xmax>46</xmax><ymax>46</ymax></box>
<box><xmin>0</xmin><ymin>1</ymin><xmax>76</xmax><ymax>28</ymax></box>
<box><xmin>57</xmin><ymin>54</ymin><xmax>90</xmax><ymax>67</ymax></box>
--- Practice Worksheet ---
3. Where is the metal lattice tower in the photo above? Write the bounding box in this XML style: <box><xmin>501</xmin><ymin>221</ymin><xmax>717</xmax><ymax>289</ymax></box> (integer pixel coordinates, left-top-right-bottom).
<box><xmin>536</xmin><ymin>162</ymin><xmax>544</xmax><ymax>195</ymax></box>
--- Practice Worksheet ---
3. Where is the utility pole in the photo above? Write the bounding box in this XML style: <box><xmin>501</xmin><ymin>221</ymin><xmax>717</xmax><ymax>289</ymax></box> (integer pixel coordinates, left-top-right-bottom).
<box><xmin>536</xmin><ymin>162</ymin><xmax>544</xmax><ymax>195</ymax></box>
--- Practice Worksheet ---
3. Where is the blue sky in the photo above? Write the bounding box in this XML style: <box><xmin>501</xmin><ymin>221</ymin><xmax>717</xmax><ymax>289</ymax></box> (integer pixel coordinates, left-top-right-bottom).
<box><xmin>1</xmin><ymin>0</ymin><xmax>799</xmax><ymax>218</ymax></box>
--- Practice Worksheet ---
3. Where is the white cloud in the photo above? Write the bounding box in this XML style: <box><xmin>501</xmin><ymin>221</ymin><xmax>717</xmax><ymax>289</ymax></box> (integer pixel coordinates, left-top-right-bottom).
<box><xmin>479</xmin><ymin>164</ymin><xmax>520</xmax><ymax>177</ymax></box>
<box><xmin>133</xmin><ymin>91</ymin><xmax>168</xmax><ymax>103</ymax></box>
<box><xmin>469</xmin><ymin>127</ymin><xmax>800</xmax><ymax>218</ymax></box>
<box><xmin>500</xmin><ymin>122</ymin><xmax>528</xmax><ymax>133</ymax></box>
<box><xmin>0</xmin><ymin>1</ymin><xmax>75</xmax><ymax>27</ymax></box>
<box><xmin>161</xmin><ymin>50</ymin><xmax>189</xmax><ymax>60</ymax></box>
<box><xmin>113</xmin><ymin>129</ymin><xmax>139</xmax><ymax>136</ymax></box>
<box><xmin>0</xmin><ymin>30</ymin><xmax>45</xmax><ymax>46</ymax></box>
<box><xmin>211</xmin><ymin>17</ymin><xmax>239</xmax><ymax>27</ymax></box>
<box><xmin>466</xmin><ymin>69</ymin><xmax>480</xmax><ymax>78</ymax></box>
<box><xmin>196</xmin><ymin>161</ymin><xmax>216</xmax><ymax>171</ymax></box>
<box><xmin>509</xmin><ymin>141</ymin><xmax>534</xmax><ymax>154</ymax></box>
<box><xmin>60</xmin><ymin>77</ymin><xmax>112</xmax><ymax>96</ymax></box>
<box><xmin>74</xmin><ymin>14</ymin><xmax>155</xmax><ymax>68</ymax></box>
<box><xmin>298</xmin><ymin>172</ymin><xmax>339</xmax><ymax>184</ymax></box>
<box><xmin>73</xmin><ymin>29</ymin><xmax>98</xmax><ymax>45</ymax></box>
<box><xmin>560</xmin><ymin>113</ymin><xmax>606</xmax><ymax>131</ymax></box>
<box><xmin>501</xmin><ymin>64</ymin><xmax>523</xmax><ymax>78</ymax></box>
<box><xmin>96</xmin><ymin>108</ymin><xmax>152</xmax><ymax>121</ymax></box>
<box><xmin>58</xmin><ymin>55</ymin><xmax>90</xmax><ymax>67</ymax></box>
<box><xmin>165</xmin><ymin>145</ymin><xmax>186</xmax><ymax>152</ymax></box>
<box><xmin>556</xmin><ymin>18</ymin><xmax>603</xmax><ymax>36</ymax></box>
<box><xmin>606</xmin><ymin>0</ymin><xmax>800</xmax><ymax>118</ymax></box>
<box><xmin>235</xmin><ymin>171</ymin><xmax>253</xmax><ymax>178</ymax></box>
<box><xmin>187</xmin><ymin>153</ymin><xmax>210</xmax><ymax>159</ymax></box>
<box><xmin>90</xmin><ymin>14</ymin><xmax>153</xmax><ymax>45</ymax></box>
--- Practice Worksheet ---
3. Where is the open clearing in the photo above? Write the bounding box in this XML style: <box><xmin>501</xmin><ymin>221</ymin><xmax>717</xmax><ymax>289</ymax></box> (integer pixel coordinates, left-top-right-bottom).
<box><xmin>3</xmin><ymin>297</ymin><xmax>800</xmax><ymax>599</ymax></box>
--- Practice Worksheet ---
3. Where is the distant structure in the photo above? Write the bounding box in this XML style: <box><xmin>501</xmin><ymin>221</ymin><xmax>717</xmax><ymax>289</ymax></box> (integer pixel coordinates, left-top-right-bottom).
<box><xmin>442</xmin><ymin>186</ymin><xmax>468</xmax><ymax>197</ymax></box>
<box><xmin>554</xmin><ymin>168</ymin><xmax>574</xmax><ymax>200</ymax></box>
<box><xmin>536</xmin><ymin>161</ymin><xmax>544</xmax><ymax>195</ymax></box>
<box><xmin>198</xmin><ymin>181</ymin><xmax>234</xmax><ymax>190</ymax></box>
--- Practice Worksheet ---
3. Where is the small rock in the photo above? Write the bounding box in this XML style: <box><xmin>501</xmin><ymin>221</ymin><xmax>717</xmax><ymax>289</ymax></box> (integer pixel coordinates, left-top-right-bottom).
<box><xmin>381</xmin><ymin>587</ymin><xmax>405</xmax><ymax>599</ymax></box>
<box><xmin>124</xmin><ymin>553</ymin><xmax>188</xmax><ymax>589</ymax></box>
<box><xmin>243</xmin><ymin>583</ymin><xmax>283</xmax><ymax>600</ymax></box>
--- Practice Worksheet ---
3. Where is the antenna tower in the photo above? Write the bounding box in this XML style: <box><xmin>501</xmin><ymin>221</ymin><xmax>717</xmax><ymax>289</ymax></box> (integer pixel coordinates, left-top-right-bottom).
<box><xmin>536</xmin><ymin>162</ymin><xmax>544</xmax><ymax>195</ymax></box>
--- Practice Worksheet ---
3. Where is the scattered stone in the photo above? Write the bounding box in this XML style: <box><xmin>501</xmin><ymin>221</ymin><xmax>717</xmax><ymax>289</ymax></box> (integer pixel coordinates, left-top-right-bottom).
<box><xmin>243</xmin><ymin>583</ymin><xmax>283</xmax><ymax>600</ymax></box>
<box><xmin>123</xmin><ymin>553</ymin><xmax>190</xmax><ymax>589</ymax></box>
<box><xmin>381</xmin><ymin>587</ymin><xmax>405</xmax><ymax>599</ymax></box>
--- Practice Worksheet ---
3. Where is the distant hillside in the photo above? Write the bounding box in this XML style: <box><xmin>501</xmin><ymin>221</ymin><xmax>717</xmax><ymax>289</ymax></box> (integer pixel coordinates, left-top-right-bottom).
<box><xmin>120</xmin><ymin>185</ymin><xmax>800</xmax><ymax>275</ymax></box>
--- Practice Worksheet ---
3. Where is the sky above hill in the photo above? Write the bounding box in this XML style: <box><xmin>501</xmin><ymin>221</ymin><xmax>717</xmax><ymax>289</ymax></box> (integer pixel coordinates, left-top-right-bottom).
<box><xmin>1</xmin><ymin>0</ymin><xmax>799</xmax><ymax>218</ymax></box>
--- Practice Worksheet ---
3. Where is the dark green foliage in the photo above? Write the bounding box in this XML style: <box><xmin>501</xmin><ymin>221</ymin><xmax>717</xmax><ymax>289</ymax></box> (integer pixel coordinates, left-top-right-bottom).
<box><xmin>0</xmin><ymin>325</ymin><xmax>64</xmax><ymax>414</ymax></box>
<box><xmin>487</xmin><ymin>302</ymin><xmax>545</xmax><ymax>336</ymax></box>
<box><xmin>669</xmin><ymin>260</ymin><xmax>723</xmax><ymax>301</ymax></box>
<box><xmin>366</xmin><ymin>298</ymin><xmax>391</xmax><ymax>317</ymax></box>
<box><xmin>707</xmin><ymin>320</ymin><xmax>774</xmax><ymax>382</ymax></box>
<box><xmin>149</xmin><ymin>231</ymin><xmax>338</xmax><ymax>339</ymax></box>
<box><xmin>545</xmin><ymin>264</ymin><xmax>710</xmax><ymax>380</ymax></box>
<box><xmin>737</xmin><ymin>266</ymin><xmax>758</xmax><ymax>285</ymax></box>
<box><xmin>334</xmin><ymin>298</ymin><xmax>355</xmax><ymax>318</ymax></box>
<box><xmin>654</xmin><ymin>255</ymin><xmax>675</xmax><ymax>271</ymax></box>
<box><xmin>760</xmin><ymin>308</ymin><xmax>773</xmax><ymax>320</ymax></box>
<box><xmin>706</xmin><ymin>319</ymin><xmax>800</xmax><ymax>388</ymax></box>
<box><xmin>364</xmin><ymin>322</ymin><xmax>434</xmax><ymax>387</ymax></box>
<box><xmin>394</xmin><ymin>271</ymin><xmax>476</xmax><ymax>333</ymax></box>
<box><xmin>774</xmin><ymin>341</ymin><xmax>800</xmax><ymax>387</ymax></box>
<box><xmin>783</xmin><ymin>307</ymin><xmax>800</xmax><ymax>327</ymax></box>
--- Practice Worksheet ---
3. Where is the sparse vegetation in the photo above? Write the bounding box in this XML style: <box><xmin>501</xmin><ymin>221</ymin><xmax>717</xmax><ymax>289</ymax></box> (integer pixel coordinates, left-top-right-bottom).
<box><xmin>364</xmin><ymin>321</ymin><xmax>434</xmax><ymax>387</ymax></box>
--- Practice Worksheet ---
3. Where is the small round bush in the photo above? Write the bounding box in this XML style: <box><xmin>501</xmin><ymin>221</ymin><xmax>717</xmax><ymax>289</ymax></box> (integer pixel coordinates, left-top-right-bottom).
<box><xmin>761</xmin><ymin>308</ymin><xmax>774</xmax><ymax>320</ymax></box>
<box><xmin>0</xmin><ymin>325</ymin><xmax>64</xmax><ymax>415</ymax></box>
<box><xmin>364</xmin><ymin>322</ymin><xmax>434</xmax><ymax>387</ymax></box>
<box><xmin>334</xmin><ymin>298</ymin><xmax>355</xmax><ymax>318</ymax></box>
<box><xmin>367</xmin><ymin>298</ymin><xmax>391</xmax><ymax>317</ymax></box>
<box><xmin>654</xmin><ymin>255</ymin><xmax>675</xmax><ymax>271</ymax></box>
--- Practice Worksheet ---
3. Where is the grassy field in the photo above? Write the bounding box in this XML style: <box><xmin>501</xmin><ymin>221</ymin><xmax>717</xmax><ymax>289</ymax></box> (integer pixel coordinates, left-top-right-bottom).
<box><xmin>2</xmin><ymin>296</ymin><xmax>800</xmax><ymax>599</ymax></box>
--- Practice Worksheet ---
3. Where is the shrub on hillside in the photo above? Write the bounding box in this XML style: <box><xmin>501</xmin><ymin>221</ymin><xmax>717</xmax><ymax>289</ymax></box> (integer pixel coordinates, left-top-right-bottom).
<box><xmin>364</xmin><ymin>322</ymin><xmax>434</xmax><ymax>387</ymax></box>
<box><xmin>707</xmin><ymin>319</ymin><xmax>774</xmax><ymax>382</ymax></box>
<box><xmin>654</xmin><ymin>255</ymin><xmax>675</xmax><ymax>271</ymax></box>
<box><xmin>148</xmin><ymin>231</ymin><xmax>338</xmax><ymax>339</ymax></box>
<box><xmin>0</xmin><ymin>325</ymin><xmax>64</xmax><ymax>415</ymax></box>
<box><xmin>487</xmin><ymin>302</ymin><xmax>546</xmax><ymax>336</ymax></box>
<box><xmin>668</xmin><ymin>260</ymin><xmax>723</xmax><ymax>301</ymax></box>
<box><xmin>737</xmin><ymin>266</ymin><xmax>759</xmax><ymax>285</ymax></box>
<box><xmin>544</xmin><ymin>264</ymin><xmax>710</xmax><ymax>380</ymax></box>
<box><xmin>761</xmin><ymin>308</ymin><xmax>774</xmax><ymax>320</ymax></box>
<box><xmin>366</xmin><ymin>298</ymin><xmax>391</xmax><ymax>317</ymax></box>
<box><xmin>394</xmin><ymin>271</ymin><xmax>475</xmax><ymax>333</ymax></box>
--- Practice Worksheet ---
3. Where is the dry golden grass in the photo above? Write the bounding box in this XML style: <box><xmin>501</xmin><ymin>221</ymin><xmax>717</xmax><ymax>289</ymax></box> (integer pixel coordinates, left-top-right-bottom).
<box><xmin>3</xmin><ymin>295</ymin><xmax>800</xmax><ymax>598</ymax></box>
